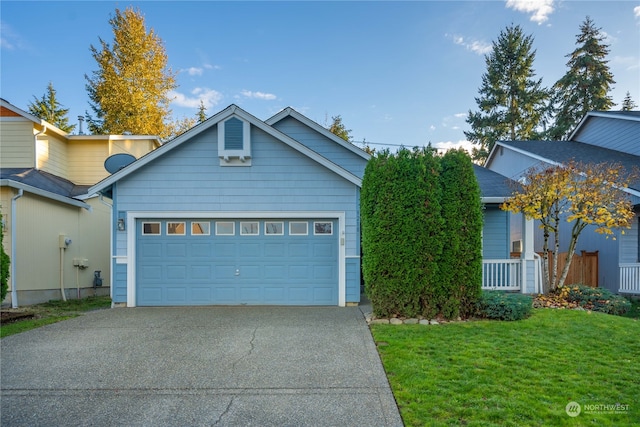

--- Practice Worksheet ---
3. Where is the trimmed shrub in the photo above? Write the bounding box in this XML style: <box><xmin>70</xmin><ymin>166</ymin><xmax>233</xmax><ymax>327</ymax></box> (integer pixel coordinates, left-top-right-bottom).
<box><xmin>438</xmin><ymin>149</ymin><xmax>483</xmax><ymax>319</ymax></box>
<box><xmin>559</xmin><ymin>285</ymin><xmax>631</xmax><ymax>316</ymax></box>
<box><xmin>477</xmin><ymin>291</ymin><xmax>533</xmax><ymax>321</ymax></box>
<box><xmin>0</xmin><ymin>208</ymin><xmax>9</xmax><ymax>302</ymax></box>
<box><xmin>361</xmin><ymin>148</ymin><xmax>443</xmax><ymax>318</ymax></box>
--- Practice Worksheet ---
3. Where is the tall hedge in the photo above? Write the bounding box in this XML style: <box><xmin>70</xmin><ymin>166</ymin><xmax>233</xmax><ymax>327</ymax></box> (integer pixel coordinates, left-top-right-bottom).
<box><xmin>361</xmin><ymin>148</ymin><xmax>482</xmax><ymax>319</ymax></box>
<box><xmin>439</xmin><ymin>149</ymin><xmax>483</xmax><ymax>318</ymax></box>
<box><xmin>361</xmin><ymin>148</ymin><xmax>443</xmax><ymax>318</ymax></box>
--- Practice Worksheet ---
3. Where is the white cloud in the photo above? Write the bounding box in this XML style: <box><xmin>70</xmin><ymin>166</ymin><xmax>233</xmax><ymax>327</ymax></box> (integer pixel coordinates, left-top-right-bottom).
<box><xmin>169</xmin><ymin>87</ymin><xmax>223</xmax><ymax>109</ymax></box>
<box><xmin>448</xmin><ymin>33</ymin><xmax>492</xmax><ymax>55</ymax></box>
<box><xmin>505</xmin><ymin>0</ymin><xmax>555</xmax><ymax>25</ymax></box>
<box><xmin>454</xmin><ymin>113</ymin><xmax>467</xmax><ymax>118</ymax></box>
<box><xmin>182</xmin><ymin>67</ymin><xmax>204</xmax><ymax>76</ymax></box>
<box><xmin>432</xmin><ymin>140</ymin><xmax>475</xmax><ymax>154</ymax></box>
<box><xmin>0</xmin><ymin>21</ymin><xmax>24</xmax><ymax>50</ymax></box>
<box><xmin>635</xmin><ymin>6</ymin><xmax>640</xmax><ymax>18</ymax></box>
<box><xmin>240</xmin><ymin>90</ymin><xmax>277</xmax><ymax>100</ymax></box>
<box><xmin>429</xmin><ymin>125</ymin><xmax>436</xmax><ymax>131</ymax></box>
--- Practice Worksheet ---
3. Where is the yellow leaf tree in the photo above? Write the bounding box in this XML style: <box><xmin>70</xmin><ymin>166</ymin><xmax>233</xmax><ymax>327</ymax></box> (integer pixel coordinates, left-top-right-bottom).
<box><xmin>85</xmin><ymin>7</ymin><xmax>177</xmax><ymax>139</ymax></box>
<box><xmin>502</xmin><ymin>161</ymin><xmax>635</xmax><ymax>292</ymax></box>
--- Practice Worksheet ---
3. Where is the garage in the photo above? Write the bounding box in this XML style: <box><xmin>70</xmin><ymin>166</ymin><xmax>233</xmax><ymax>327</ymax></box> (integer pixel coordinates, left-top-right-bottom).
<box><xmin>136</xmin><ymin>218</ymin><xmax>338</xmax><ymax>306</ymax></box>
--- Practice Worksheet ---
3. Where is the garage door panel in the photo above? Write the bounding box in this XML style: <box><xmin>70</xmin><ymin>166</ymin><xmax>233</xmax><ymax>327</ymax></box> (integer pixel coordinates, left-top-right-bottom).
<box><xmin>137</xmin><ymin>219</ymin><xmax>338</xmax><ymax>306</ymax></box>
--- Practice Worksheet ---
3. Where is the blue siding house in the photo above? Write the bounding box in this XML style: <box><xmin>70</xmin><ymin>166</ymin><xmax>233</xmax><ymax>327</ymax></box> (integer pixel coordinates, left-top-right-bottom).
<box><xmin>89</xmin><ymin>105</ymin><xmax>370</xmax><ymax>307</ymax></box>
<box><xmin>486</xmin><ymin>111</ymin><xmax>640</xmax><ymax>293</ymax></box>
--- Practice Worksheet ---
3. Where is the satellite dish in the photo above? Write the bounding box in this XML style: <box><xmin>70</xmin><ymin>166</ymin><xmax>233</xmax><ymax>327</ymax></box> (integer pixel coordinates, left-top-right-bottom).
<box><xmin>104</xmin><ymin>153</ymin><xmax>136</xmax><ymax>174</ymax></box>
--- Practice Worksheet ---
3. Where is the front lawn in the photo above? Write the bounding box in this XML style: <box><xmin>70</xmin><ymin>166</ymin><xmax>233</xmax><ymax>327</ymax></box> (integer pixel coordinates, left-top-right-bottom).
<box><xmin>0</xmin><ymin>296</ymin><xmax>111</xmax><ymax>338</ymax></box>
<box><xmin>371</xmin><ymin>309</ymin><xmax>639</xmax><ymax>426</ymax></box>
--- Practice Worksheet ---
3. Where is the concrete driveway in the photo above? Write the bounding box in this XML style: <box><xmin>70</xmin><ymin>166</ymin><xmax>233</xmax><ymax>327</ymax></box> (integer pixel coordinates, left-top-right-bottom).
<box><xmin>1</xmin><ymin>305</ymin><xmax>403</xmax><ymax>427</ymax></box>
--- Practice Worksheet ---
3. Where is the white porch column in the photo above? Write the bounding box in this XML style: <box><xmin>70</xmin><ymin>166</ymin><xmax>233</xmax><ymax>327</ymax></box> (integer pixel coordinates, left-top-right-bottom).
<box><xmin>521</xmin><ymin>216</ymin><xmax>536</xmax><ymax>293</ymax></box>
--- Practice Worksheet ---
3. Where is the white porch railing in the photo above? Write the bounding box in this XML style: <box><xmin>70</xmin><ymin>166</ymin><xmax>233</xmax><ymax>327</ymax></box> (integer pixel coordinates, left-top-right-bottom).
<box><xmin>482</xmin><ymin>259</ymin><xmax>522</xmax><ymax>291</ymax></box>
<box><xmin>619</xmin><ymin>263</ymin><xmax>640</xmax><ymax>294</ymax></box>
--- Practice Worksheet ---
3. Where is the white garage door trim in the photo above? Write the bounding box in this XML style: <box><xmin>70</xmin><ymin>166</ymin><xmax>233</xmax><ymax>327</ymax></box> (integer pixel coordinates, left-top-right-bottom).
<box><xmin>126</xmin><ymin>211</ymin><xmax>346</xmax><ymax>307</ymax></box>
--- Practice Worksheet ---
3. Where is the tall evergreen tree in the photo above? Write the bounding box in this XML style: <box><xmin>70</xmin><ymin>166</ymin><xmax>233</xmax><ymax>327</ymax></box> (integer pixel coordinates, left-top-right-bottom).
<box><xmin>85</xmin><ymin>7</ymin><xmax>177</xmax><ymax>138</ymax></box>
<box><xmin>548</xmin><ymin>17</ymin><xmax>615</xmax><ymax>140</ymax></box>
<box><xmin>621</xmin><ymin>92</ymin><xmax>638</xmax><ymax>111</ymax></box>
<box><xmin>465</xmin><ymin>25</ymin><xmax>548</xmax><ymax>161</ymax></box>
<box><xmin>28</xmin><ymin>82</ymin><xmax>76</xmax><ymax>133</ymax></box>
<box><xmin>196</xmin><ymin>100</ymin><xmax>207</xmax><ymax>123</ymax></box>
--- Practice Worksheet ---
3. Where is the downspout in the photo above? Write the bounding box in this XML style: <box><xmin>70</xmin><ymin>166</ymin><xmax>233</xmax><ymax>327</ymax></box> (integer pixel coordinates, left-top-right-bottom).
<box><xmin>34</xmin><ymin>124</ymin><xmax>47</xmax><ymax>170</ymax></box>
<box><xmin>60</xmin><ymin>245</ymin><xmax>67</xmax><ymax>302</ymax></box>
<box><xmin>99</xmin><ymin>194</ymin><xmax>114</xmax><ymax>302</ymax></box>
<box><xmin>10</xmin><ymin>189</ymin><xmax>23</xmax><ymax>308</ymax></box>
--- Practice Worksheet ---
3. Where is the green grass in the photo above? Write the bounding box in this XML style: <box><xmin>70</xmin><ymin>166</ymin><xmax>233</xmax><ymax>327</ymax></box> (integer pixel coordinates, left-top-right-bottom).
<box><xmin>621</xmin><ymin>297</ymin><xmax>640</xmax><ymax>319</ymax></box>
<box><xmin>371</xmin><ymin>309</ymin><xmax>640</xmax><ymax>427</ymax></box>
<box><xmin>0</xmin><ymin>296</ymin><xmax>111</xmax><ymax>338</ymax></box>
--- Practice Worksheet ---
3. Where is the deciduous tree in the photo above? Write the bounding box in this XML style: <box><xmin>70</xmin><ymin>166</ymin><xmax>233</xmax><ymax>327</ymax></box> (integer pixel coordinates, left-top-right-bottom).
<box><xmin>548</xmin><ymin>17</ymin><xmax>615</xmax><ymax>140</ymax></box>
<box><xmin>28</xmin><ymin>82</ymin><xmax>76</xmax><ymax>133</ymax></box>
<box><xmin>327</xmin><ymin>115</ymin><xmax>352</xmax><ymax>141</ymax></box>
<box><xmin>465</xmin><ymin>24</ymin><xmax>549</xmax><ymax>161</ymax></box>
<box><xmin>85</xmin><ymin>7</ymin><xmax>177</xmax><ymax>138</ymax></box>
<box><xmin>502</xmin><ymin>161</ymin><xmax>635</xmax><ymax>291</ymax></box>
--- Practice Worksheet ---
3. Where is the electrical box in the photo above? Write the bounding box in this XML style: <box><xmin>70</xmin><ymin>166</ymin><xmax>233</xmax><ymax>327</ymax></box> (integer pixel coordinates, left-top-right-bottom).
<box><xmin>80</xmin><ymin>259</ymin><xmax>89</xmax><ymax>268</ymax></box>
<box><xmin>58</xmin><ymin>234</ymin><xmax>71</xmax><ymax>249</ymax></box>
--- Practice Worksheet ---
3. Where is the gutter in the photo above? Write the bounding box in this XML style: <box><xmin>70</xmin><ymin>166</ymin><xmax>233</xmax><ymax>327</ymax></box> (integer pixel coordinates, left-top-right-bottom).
<box><xmin>10</xmin><ymin>189</ymin><xmax>23</xmax><ymax>308</ymax></box>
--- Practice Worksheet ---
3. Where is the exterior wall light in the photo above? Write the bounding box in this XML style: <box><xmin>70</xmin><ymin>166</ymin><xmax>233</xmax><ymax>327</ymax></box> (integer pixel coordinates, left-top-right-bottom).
<box><xmin>117</xmin><ymin>218</ymin><xmax>126</xmax><ymax>231</ymax></box>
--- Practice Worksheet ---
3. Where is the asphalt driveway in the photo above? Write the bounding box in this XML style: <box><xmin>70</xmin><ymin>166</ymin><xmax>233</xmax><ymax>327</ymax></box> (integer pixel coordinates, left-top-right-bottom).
<box><xmin>1</xmin><ymin>305</ymin><xmax>402</xmax><ymax>426</ymax></box>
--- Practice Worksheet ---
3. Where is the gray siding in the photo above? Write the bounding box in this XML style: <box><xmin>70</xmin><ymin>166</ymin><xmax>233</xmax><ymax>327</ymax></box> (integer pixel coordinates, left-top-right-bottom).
<box><xmin>271</xmin><ymin>117</ymin><xmax>367</xmax><ymax>178</ymax></box>
<box><xmin>573</xmin><ymin>116</ymin><xmax>640</xmax><ymax>156</ymax></box>
<box><xmin>487</xmin><ymin>146</ymin><xmax>543</xmax><ymax>180</ymax></box>
<box><xmin>619</xmin><ymin>213</ymin><xmax>639</xmax><ymax>264</ymax></box>
<box><xmin>483</xmin><ymin>206</ymin><xmax>510</xmax><ymax>259</ymax></box>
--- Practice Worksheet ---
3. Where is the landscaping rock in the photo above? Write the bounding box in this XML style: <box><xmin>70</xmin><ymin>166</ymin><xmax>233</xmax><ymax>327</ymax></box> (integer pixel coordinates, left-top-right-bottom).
<box><xmin>419</xmin><ymin>319</ymin><xmax>430</xmax><ymax>325</ymax></box>
<box><xmin>389</xmin><ymin>318</ymin><xmax>403</xmax><ymax>325</ymax></box>
<box><xmin>369</xmin><ymin>318</ymin><xmax>390</xmax><ymax>325</ymax></box>
<box><xmin>429</xmin><ymin>320</ymin><xmax>440</xmax><ymax>325</ymax></box>
<box><xmin>404</xmin><ymin>318</ymin><xmax>419</xmax><ymax>324</ymax></box>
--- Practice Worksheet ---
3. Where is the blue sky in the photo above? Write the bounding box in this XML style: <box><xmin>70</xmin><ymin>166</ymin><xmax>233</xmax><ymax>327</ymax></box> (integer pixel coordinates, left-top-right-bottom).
<box><xmin>1</xmin><ymin>1</ymin><xmax>639</xmax><ymax>151</ymax></box>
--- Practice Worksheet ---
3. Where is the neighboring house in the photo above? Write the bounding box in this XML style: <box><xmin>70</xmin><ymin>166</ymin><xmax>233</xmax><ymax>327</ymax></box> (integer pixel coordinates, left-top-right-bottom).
<box><xmin>474</xmin><ymin>165</ymin><xmax>541</xmax><ymax>294</ymax></box>
<box><xmin>485</xmin><ymin>111</ymin><xmax>640</xmax><ymax>294</ymax></box>
<box><xmin>0</xmin><ymin>98</ymin><xmax>160</xmax><ymax>306</ymax></box>
<box><xmin>88</xmin><ymin>104</ymin><xmax>370</xmax><ymax>307</ymax></box>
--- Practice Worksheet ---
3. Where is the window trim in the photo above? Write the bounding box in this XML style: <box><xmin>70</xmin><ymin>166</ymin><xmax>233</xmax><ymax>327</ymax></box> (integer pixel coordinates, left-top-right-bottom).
<box><xmin>240</xmin><ymin>221</ymin><xmax>260</xmax><ymax>236</ymax></box>
<box><xmin>289</xmin><ymin>221</ymin><xmax>309</xmax><ymax>236</ymax></box>
<box><xmin>166</xmin><ymin>222</ymin><xmax>186</xmax><ymax>236</ymax></box>
<box><xmin>142</xmin><ymin>222</ymin><xmax>161</xmax><ymax>235</ymax></box>
<box><xmin>215</xmin><ymin>221</ymin><xmax>236</xmax><ymax>236</ymax></box>
<box><xmin>218</xmin><ymin>115</ymin><xmax>251</xmax><ymax>166</ymax></box>
<box><xmin>264</xmin><ymin>221</ymin><xmax>284</xmax><ymax>236</ymax></box>
<box><xmin>313</xmin><ymin>221</ymin><xmax>333</xmax><ymax>235</ymax></box>
<box><xmin>191</xmin><ymin>221</ymin><xmax>211</xmax><ymax>236</ymax></box>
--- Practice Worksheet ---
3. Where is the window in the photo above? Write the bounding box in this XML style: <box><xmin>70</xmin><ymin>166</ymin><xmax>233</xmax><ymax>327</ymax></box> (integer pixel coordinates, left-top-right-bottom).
<box><xmin>240</xmin><ymin>222</ymin><xmax>259</xmax><ymax>235</ymax></box>
<box><xmin>218</xmin><ymin>115</ymin><xmax>251</xmax><ymax>166</ymax></box>
<box><xmin>191</xmin><ymin>222</ymin><xmax>210</xmax><ymax>235</ymax></box>
<box><xmin>167</xmin><ymin>222</ymin><xmax>186</xmax><ymax>235</ymax></box>
<box><xmin>215</xmin><ymin>221</ymin><xmax>235</xmax><ymax>235</ymax></box>
<box><xmin>265</xmin><ymin>221</ymin><xmax>284</xmax><ymax>235</ymax></box>
<box><xmin>289</xmin><ymin>222</ymin><xmax>308</xmax><ymax>235</ymax></box>
<box><xmin>142</xmin><ymin>222</ymin><xmax>161</xmax><ymax>235</ymax></box>
<box><xmin>314</xmin><ymin>222</ymin><xmax>333</xmax><ymax>235</ymax></box>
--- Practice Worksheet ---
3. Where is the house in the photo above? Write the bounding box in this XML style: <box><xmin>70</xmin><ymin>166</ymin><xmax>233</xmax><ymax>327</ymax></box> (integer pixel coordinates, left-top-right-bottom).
<box><xmin>474</xmin><ymin>165</ymin><xmax>541</xmax><ymax>293</ymax></box>
<box><xmin>0</xmin><ymin>98</ymin><xmax>160</xmax><ymax>306</ymax></box>
<box><xmin>485</xmin><ymin>111</ymin><xmax>640</xmax><ymax>294</ymax></box>
<box><xmin>88</xmin><ymin>105</ymin><xmax>370</xmax><ymax>307</ymax></box>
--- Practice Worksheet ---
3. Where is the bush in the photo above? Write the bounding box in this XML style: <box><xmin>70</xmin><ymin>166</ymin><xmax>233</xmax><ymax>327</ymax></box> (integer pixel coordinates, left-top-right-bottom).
<box><xmin>0</xmin><ymin>208</ymin><xmax>9</xmax><ymax>302</ymax></box>
<box><xmin>477</xmin><ymin>291</ymin><xmax>533</xmax><ymax>321</ymax></box>
<box><xmin>558</xmin><ymin>285</ymin><xmax>631</xmax><ymax>316</ymax></box>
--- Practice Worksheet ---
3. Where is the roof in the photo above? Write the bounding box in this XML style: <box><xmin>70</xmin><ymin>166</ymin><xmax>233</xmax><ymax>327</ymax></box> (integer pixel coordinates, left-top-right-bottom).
<box><xmin>89</xmin><ymin>104</ymin><xmax>364</xmax><ymax>196</ymax></box>
<box><xmin>0</xmin><ymin>168</ymin><xmax>91</xmax><ymax>209</ymax></box>
<box><xmin>473</xmin><ymin>164</ymin><xmax>514</xmax><ymax>202</ymax></box>
<box><xmin>497</xmin><ymin>140</ymin><xmax>640</xmax><ymax>193</ymax></box>
<box><xmin>0</xmin><ymin>98</ymin><xmax>68</xmax><ymax>139</ymax></box>
<box><xmin>265</xmin><ymin>107</ymin><xmax>371</xmax><ymax>160</ymax></box>
<box><xmin>568</xmin><ymin>110</ymin><xmax>640</xmax><ymax>140</ymax></box>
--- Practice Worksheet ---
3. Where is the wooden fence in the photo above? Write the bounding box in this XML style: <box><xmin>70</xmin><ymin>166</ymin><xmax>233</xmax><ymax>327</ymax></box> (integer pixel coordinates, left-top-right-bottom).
<box><xmin>511</xmin><ymin>251</ymin><xmax>598</xmax><ymax>287</ymax></box>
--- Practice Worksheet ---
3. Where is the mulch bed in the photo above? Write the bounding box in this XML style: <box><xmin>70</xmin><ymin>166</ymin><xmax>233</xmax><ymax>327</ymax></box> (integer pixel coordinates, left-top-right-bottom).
<box><xmin>0</xmin><ymin>310</ymin><xmax>35</xmax><ymax>324</ymax></box>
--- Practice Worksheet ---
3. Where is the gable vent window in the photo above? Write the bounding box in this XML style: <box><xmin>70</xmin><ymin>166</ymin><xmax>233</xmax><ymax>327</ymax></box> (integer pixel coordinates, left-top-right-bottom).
<box><xmin>218</xmin><ymin>116</ymin><xmax>251</xmax><ymax>166</ymax></box>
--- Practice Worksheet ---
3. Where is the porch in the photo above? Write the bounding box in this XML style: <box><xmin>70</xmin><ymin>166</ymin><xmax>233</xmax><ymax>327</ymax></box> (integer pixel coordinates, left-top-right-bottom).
<box><xmin>619</xmin><ymin>263</ymin><xmax>640</xmax><ymax>294</ymax></box>
<box><xmin>482</xmin><ymin>257</ymin><xmax>542</xmax><ymax>294</ymax></box>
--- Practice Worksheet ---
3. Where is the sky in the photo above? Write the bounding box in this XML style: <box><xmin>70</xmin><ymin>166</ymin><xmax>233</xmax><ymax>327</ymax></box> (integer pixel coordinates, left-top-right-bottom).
<box><xmin>1</xmin><ymin>1</ymin><xmax>639</xmax><ymax>152</ymax></box>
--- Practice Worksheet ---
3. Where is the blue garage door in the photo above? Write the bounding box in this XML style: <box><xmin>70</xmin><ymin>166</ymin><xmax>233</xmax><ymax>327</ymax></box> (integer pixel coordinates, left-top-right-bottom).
<box><xmin>136</xmin><ymin>219</ymin><xmax>338</xmax><ymax>306</ymax></box>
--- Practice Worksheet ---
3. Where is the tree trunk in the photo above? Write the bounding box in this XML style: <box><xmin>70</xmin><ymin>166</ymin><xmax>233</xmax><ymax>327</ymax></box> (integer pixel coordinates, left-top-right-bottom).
<box><xmin>558</xmin><ymin>221</ymin><xmax>586</xmax><ymax>288</ymax></box>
